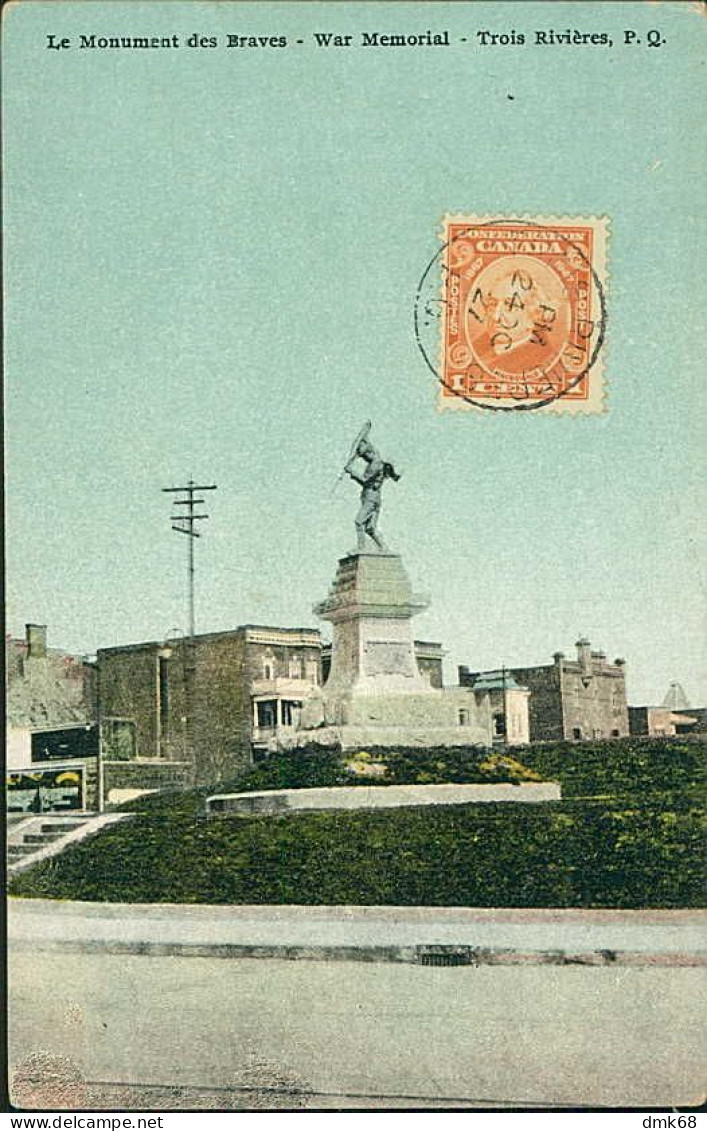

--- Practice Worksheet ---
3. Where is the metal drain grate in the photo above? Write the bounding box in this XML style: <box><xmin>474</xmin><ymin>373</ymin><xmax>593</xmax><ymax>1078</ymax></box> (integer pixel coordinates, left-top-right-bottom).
<box><xmin>419</xmin><ymin>951</ymin><xmax>476</xmax><ymax>967</ymax></box>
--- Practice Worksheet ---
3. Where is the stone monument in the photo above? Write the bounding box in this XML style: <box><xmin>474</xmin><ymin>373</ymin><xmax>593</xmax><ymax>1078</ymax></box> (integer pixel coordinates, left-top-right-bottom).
<box><xmin>295</xmin><ymin>423</ymin><xmax>492</xmax><ymax>749</ymax></box>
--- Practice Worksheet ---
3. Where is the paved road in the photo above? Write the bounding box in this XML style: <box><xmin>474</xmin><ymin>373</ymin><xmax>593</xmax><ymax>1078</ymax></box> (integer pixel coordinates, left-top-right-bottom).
<box><xmin>8</xmin><ymin>900</ymin><xmax>707</xmax><ymax>1108</ymax></box>
<box><xmin>9</xmin><ymin>949</ymin><xmax>706</xmax><ymax>1109</ymax></box>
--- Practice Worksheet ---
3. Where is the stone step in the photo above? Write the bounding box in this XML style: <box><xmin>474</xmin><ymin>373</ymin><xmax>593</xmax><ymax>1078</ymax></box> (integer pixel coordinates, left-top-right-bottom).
<box><xmin>8</xmin><ymin>823</ymin><xmax>84</xmax><ymax>853</ymax></box>
<box><xmin>7</xmin><ymin>843</ymin><xmax>43</xmax><ymax>857</ymax></box>
<box><xmin>39</xmin><ymin>821</ymin><xmax>86</xmax><ymax>834</ymax></box>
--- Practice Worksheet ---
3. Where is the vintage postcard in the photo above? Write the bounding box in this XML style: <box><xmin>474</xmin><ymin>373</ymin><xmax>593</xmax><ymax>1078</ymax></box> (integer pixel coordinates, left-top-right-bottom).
<box><xmin>4</xmin><ymin>0</ymin><xmax>706</xmax><ymax>1118</ymax></box>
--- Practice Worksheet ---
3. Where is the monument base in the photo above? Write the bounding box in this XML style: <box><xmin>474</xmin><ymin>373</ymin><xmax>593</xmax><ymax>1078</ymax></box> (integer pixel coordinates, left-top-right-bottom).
<box><xmin>291</xmin><ymin>687</ymin><xmax>492</xmax><ymax>751</ymax></box>
<box><xmin>286</xmin><ymin>722</ymin><xmax>491</xmax><ymax>752</ymax></box>
<box><xmin>291</xmin><ymin>548</ymin><xmax>495</xmax><ymax>754</ymax></box>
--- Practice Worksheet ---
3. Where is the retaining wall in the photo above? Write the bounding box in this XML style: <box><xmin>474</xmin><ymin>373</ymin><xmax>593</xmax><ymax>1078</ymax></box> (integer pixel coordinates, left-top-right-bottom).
<box><xmin>206</xmin><ymin>780</ymin><xmax>562</xmax><ymax>817</ymax></box>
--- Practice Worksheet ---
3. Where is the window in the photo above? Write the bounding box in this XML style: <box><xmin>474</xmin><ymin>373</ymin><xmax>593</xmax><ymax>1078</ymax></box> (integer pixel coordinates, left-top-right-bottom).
<box><xmin>611</xmin><ymin>729</ymin><xmax>620</xmax><ymax>737</ymax></box>
<box><xmin>494</xmin><ymin>713</ymin><xmax>506</xmax><ymax>737</ymax></box>
<box><xmin>102</xmin><ymin>718</ymin><xmax>137</xmax><ymax>761</ymax></box>
<box><xmin>306</xmin><ymin>661</ymin><xmax>319</xmax><ymax>685</ymax></box>
<box><xmin>288</xmin><ymin>657</ymin><xmax>303</xmax><ymax>679</ymax></box>
<box><xmin>458</xmin><ymin>708</ymin><xmax>469</xmax><ymax>727</ymax></box>
<box><xmin>572</xmin><ymin>727</ymin><xmax>582</xmax><ymax>740</ymax></box>
<box><xmin>262</xmin><ymin>659</ymin><xmax>275</xmax><ymax>680</ymax></box>
<box><xmin>281</xmin><ymin>701</ymin><xmax>302</xmax><ymax>727</ymax></box>
<box><xmin>257</xmin><ymin>701</ymin><xmax>276</xmax><ymax>728</ymax></box>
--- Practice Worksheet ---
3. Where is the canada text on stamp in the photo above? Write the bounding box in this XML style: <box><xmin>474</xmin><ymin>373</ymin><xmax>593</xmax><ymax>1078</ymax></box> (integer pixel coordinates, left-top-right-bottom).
<box><xmin>415</xmin><ymin>214</ymin><xmax>609</xmax><ymax>415</ymax></box>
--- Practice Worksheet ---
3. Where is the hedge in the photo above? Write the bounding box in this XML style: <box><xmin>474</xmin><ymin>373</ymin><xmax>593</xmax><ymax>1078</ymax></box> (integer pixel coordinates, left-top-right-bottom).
<box><xmin>10</xmin><ymin>737</ymin><xmax>704</xmax><ymax>907</ymax></box>
<box><xmin>9</xmin><ymin>798</ymin><xmax>705</xmax><ymax>908</ymax></box>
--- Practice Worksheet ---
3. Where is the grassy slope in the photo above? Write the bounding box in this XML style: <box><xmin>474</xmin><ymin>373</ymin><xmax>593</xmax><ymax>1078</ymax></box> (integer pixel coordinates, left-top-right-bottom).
<box><xmin>9</xmin><ymin>738</ymin><xmax>706</xmax><ymax>908</ymax></box>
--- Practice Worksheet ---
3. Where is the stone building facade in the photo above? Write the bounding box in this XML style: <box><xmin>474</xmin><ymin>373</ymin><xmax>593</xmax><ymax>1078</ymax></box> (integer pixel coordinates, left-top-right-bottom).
<box><xmin>456</xmin><ymin>670</ymin><xmax>531</xmax><ymax>747</ymax></box>
<box><xmin>6</xmin><ymin>624</ymin><xmax>97</xmax><ymax>764</ymax></box>
<box><xmin>460</xmin><ymin>638</ymin><xmax>629</xmax><ymax>743</ymax></box>
<box><xmin>629</xmin><ymin>682</ymin><xmax>707</xmax><ymax>735</ymax></box>
<box><xmin>97</xmin><ymin>625</ymin><xmax>323</xmax><ymax>785</ymax></box>
<box><xmin>628</xmin><ymin>706</ymin><xmax>699</xmax><ymax>737</ymax></box>
<box><xmin>6</xmin><ymin>624</ymin><xmax>100</xmax><ymax>809</ymax></box>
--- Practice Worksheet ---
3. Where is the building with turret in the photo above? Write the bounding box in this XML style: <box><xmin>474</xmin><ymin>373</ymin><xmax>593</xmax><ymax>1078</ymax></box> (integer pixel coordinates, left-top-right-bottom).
<box><xmin>460</xmin><ymin>638</ymin><xmax>629</xmax><ymax>743</ymax></box>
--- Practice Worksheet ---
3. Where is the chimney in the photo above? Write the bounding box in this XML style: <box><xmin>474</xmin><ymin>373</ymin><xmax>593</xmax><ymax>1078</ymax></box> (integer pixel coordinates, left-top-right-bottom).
<box><xmin>576</xmin><ymin>637</ymin><xmax>591</xmax><ymax>674</ymax></box>
<box><xmin>26</xmin><ymin>623</ymin><xmax>47</xmax><ymax>659</ymax></box>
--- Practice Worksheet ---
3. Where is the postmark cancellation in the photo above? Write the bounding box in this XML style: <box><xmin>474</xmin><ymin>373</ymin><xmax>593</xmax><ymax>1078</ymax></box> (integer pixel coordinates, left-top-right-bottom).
<box><xmin>418</xmin><ymin>214</ymin><xmax>609</xmax><ymax>415</ymax></box>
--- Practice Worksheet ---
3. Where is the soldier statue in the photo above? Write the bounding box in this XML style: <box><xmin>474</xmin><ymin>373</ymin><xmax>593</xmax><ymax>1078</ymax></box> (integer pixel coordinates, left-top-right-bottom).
<box><xmin>343</xmin><ymin>422</ymin><xmax>400</xmax><ymax>552</ymax></box>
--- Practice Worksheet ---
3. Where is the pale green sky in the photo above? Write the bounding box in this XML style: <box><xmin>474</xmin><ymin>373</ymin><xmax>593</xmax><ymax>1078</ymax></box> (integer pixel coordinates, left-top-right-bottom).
<box><xmin>4</xmin><ymin>1</ymin><xmax>706</xmax><ymax>704</ymax></box>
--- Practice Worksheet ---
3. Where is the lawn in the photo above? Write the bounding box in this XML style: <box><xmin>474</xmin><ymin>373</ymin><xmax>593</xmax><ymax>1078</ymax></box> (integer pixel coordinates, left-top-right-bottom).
<box><xmin>9</xmin><ymin>737</ymin><xmax>706</xmax><ymax>908</ymax></box>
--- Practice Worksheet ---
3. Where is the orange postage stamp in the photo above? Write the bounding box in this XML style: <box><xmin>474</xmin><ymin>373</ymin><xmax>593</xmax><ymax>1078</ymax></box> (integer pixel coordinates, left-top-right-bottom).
<box><xmin>416</xmin><ymin>214</ymin><xmax>609</xmax><ymax>415</ymax></box>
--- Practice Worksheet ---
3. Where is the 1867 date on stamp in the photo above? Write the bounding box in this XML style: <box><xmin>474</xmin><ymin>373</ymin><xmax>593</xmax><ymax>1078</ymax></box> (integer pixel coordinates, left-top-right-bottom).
<box><xmin>414</xmin><ymin>214</ymin><xmax>609</xmax><ymax>415</ymax></box>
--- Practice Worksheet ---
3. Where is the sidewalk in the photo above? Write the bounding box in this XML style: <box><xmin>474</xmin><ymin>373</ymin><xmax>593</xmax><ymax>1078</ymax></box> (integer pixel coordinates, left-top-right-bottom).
<box><xmin>9</xmin><ymin>899</ymin><xmax>706</xmax><ymax>966</ymax></box>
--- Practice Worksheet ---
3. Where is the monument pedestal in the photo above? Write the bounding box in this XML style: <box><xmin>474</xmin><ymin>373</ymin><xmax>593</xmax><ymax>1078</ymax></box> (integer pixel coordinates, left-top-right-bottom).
<box><xmin>295</xmin><ymin>552</ymin><xmax>491</xmax><ymax>750</ymax></box>
<box><xmin>316</xmin><ymin>552</ymin><xmax>432</xmax><ymax>698</ymax></box>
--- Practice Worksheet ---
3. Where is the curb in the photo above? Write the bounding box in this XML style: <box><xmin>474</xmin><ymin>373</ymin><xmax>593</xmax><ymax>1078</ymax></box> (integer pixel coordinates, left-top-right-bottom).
<box><xmin>15</xmin><ymin>938</ymin><xmax>706</xmax><ymax>967</ymax></box>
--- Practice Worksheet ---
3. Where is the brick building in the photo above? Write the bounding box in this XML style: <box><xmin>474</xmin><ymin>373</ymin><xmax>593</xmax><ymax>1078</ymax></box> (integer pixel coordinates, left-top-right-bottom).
<box><xmin>97</xmin><ymin>625</ymin><xmax>324</xmax><ymax>786</ymax></box>
<box><xmin>460</xmin><ymin>638</ymin><xmax>629</xmax><ymax>742</ymax></box>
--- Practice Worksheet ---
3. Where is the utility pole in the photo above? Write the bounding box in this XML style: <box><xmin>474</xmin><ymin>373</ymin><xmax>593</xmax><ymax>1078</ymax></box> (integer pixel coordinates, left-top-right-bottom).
<box><xmin>162</xmin><ymin>479</ymin><xmax>217</xmax><ymax>777</ymax></box>
<box><xmin>501</xmin><ymin>663</ymin><xmax>508</xmax><ymax>748</ymax></box>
